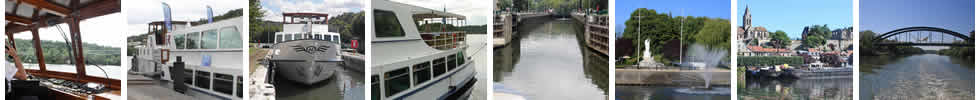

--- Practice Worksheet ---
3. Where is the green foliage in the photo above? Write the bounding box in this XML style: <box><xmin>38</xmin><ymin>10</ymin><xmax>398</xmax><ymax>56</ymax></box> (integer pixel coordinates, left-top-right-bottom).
<box><xmin>8</xmin><ymin>39</ymin><xmax>121</xmax><ymax>65</ymax></box>
<box><xmin>736</xmin><ymin>56</ymin><xmax>804</xmax><ymax>66</ymax></box>
<box><xmin>804</xmin><ymin>36</ymin><xmax>825</xmax><ymax>48</ymax></box>
<box><xmin>459</xmin><ymin>25</ymin><xmax>488</xmax><ymax>34</ymax></box>
<box><xmin>622</xmin><ymin>8</ymin><xmax>729</xmax><ymax>60</ymax></box>
<box><xmin>695</xmin><ymin>18</ymin><xmax>730</xmax><ymax>50</ymax></box>
<box><xmin>249</xmin><ymin>0</ymin><xmax>267</xmax><ymax>42</ymax></box>
<box><xmin>859</xmin><ymin>30</ymin><xmax>876</xmax><ymax>55</ymax></box>
<box><xmin>329</xmin><ymin>11</ymin><xmax>367</xmax><ymax>41</ymax></box>
<box><xmin>769</xmin><ymin>30</ymin><xmax>790</xmax><ymax>48</ymax></box>
<box><xmin>803</xmin><ymin>25</ymin><xmax>832</xmax><ymax>48</ymax></box>
<box><xmin>417</xmin><ymin>23</ymin><xmax>460</xmax><ymax>32</ymax></box>
<box><xmin>939</xmin><ymin>41</ymin><xmax>974</xmax><ymax>59</ymax></box>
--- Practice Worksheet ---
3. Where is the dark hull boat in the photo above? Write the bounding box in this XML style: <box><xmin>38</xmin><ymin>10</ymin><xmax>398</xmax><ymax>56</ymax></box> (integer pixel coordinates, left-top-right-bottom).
<box><xmin>269</xmin><ymin>40</ymin><xmax>342</xmax><ymax>85</ymax></box>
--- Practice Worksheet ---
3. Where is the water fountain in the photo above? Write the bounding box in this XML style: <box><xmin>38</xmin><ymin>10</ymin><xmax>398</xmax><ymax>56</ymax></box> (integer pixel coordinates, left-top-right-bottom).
<box><xmin>674</xmin><ymin>43</ymin><xmax>730</xmax><ymax>95</ymax></box>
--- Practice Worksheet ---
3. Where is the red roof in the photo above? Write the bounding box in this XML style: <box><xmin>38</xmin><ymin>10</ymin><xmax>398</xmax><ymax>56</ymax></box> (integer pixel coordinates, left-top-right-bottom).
<box><xmin>747</xmin><ymin>46</ymin><xmax>791</xmax><ymax>53</ymax></box>
<box><xmin>808</xmin><ymin>48</ymin><xmax>821</xmax><ymax>53</ymax></box>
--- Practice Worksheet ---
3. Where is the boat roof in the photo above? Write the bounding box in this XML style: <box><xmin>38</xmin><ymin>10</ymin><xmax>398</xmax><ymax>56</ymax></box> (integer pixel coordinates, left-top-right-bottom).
<box><xmin>374</xmin><ymin>0</ymin><xmax>466</xmax><ymax>20</ymax></box>
<box><xmin>6</xmin><ymin>0</ymin><xmax>121</xmax><ymax>33</ymax></box>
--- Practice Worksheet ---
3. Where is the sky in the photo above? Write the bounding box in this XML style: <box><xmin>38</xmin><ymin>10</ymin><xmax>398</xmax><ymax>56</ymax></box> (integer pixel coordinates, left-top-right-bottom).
<box><xmin>860</xmin><ymin>0</ymin><xmax>973</xmax><ymax>50</ymax></box>
<box><xmin>4</xmin><ymin>13</ymin><xmax>127</xmax><ymax>48</ymax></box>
<box><xmin>258</xmin><ymin>0</ymin><xmax>365</xmax><ymax>22</ymax></box>
<box><xmin>860</xmin><ymin>0</ymin><xmax>973</xmax><ymax>40</ymax></box>
<box><xmin>737</xmin><ymin>0</ymin><xmax>853</xmax><ymax>39</ymax></box>
<box><xmin>615</xmin><ymin>0</ymin><xmax>731</xmax><ymax>37</ymax></box>
<box><xmin>388</xmin><ymin>0</ymin><xmax>490</xmax><ymax>25</ymax></box>
<box><xmin>125</xmin><ymin>0</ymin><xmax>245</xmax><ymax>36</ymax></box>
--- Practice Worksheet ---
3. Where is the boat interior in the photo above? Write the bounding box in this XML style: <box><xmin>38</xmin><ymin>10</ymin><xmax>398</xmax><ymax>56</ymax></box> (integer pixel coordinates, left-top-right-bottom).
<box><xmin>5</xmin><ymin>0</ymin><xmax>121</xmax><ymax>100</ymax></box>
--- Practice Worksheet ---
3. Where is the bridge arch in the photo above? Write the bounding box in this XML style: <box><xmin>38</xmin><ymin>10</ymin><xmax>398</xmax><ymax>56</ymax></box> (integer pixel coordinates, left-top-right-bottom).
<box><xmin>872</xmin><ymin>26</ymin><xmax>973</xmax><ymax>43</ymax></box>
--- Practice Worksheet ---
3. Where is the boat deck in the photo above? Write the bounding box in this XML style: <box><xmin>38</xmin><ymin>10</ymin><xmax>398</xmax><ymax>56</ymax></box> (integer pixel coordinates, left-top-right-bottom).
<box><xmin>127</xmin><ymin>75</ymin><xmax>212</xmax><ymax>100</ymax></box>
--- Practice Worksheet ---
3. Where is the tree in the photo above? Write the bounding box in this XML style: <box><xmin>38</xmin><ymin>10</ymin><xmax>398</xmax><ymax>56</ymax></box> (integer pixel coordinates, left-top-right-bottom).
<box><xmin>769</xmin><ymin>30</ymin><xmax>791</xmax><ymax>48</ymax></box>
<box><xmin>694</xmin><ymin>18</ymin><xmax>730</xmax><ymax>50</ymax></box>
<box><xmin>804</xmin><ymin>25</ymin><xmax>831</xmax><ymax>48</ymax></box>
<box><xmin>249</xmin><ymin>0</ymin><xmax>266</xmax><ymax>42</ymax></box>
<box><xmin>804</xmin><ymin>36</ymin><xmax>825</xmax><ymax>48</ymax></box>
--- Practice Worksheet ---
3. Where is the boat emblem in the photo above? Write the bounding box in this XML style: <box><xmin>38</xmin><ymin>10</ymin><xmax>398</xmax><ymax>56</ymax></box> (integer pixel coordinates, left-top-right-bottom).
<box><xmin>292</xmin><ymin>45</ymin><xmax>330</xmax><ymax>54</ymax></box>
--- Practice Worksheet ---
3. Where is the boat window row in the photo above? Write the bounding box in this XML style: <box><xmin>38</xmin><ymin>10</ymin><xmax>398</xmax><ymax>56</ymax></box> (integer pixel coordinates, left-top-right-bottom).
<box><xmin>274</xmin><ymin>33</ymin><xmax>340</xmax><ymax>43</ymax></box>
<box><xmin>370</xmin><ymin>51</ymin><xmax>467</xmax><ymax>99</ymax></box>
<box><xmin>174</xmin><ymin>26</ymin><xmax>243</xmax><ymax>49</ymax></box>
<box><xmin>182</xmin><ymin>68</ymin><xmax>244</xmax><ymax>98</ymax></box>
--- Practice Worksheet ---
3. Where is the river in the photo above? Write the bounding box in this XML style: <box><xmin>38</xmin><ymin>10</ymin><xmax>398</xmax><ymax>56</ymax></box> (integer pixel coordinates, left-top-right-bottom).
<box><xmin>737</xmin><ymin>76</ymin><xmax>852</xmax><ymax>100</ymax></box>
<box><xmin>22</xmin><ymin>63</ymin><xmax>123</xmax><ymax>80</ymax></box>
<box><xmin>467</xmin><ymin>34</ymin><xmax>488</xmax><ymax>100</ymax></box>
<box><xmin>860</xmin><ymin>54</ymin><xmax>974</xmax><ymax>100</ymax></box>
<box><xmin>274</xmin><ymin>58</ymin><xmax>364</xmax><ymax>100</ymax></box>
<box><xmin>493</xmin><ymin>18</ymin><xmax>608</xmax><ymax>100</ymax></box>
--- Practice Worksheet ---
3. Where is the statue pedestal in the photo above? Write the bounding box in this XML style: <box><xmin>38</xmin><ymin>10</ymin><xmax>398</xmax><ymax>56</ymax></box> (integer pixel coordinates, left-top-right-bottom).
<box><xmin>638</xmin><ymin>57</ymin><xmax>661</xmax><ymax>67</ymax></box>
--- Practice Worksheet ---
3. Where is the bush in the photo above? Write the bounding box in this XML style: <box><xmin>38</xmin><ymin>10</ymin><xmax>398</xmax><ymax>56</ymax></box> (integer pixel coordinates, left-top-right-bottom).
<box><xmin>737</xmin><ymin>56</ymin><xmax>803</xmax><ymax>66</ymax></box>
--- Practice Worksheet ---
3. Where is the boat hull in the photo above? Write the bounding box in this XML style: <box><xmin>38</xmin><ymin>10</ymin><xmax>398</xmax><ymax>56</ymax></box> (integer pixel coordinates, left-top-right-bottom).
<box><xmin>269</xmin><ymin>40</ymin><xmax>343</xmax><ymax>85</ymax></box>
<box><xmin>273</xmin><ymin>61</ymin><xmax>339</xmax><ymax>85</ymax></box>
<box><xmin>387</xmin><ymin>59</ymin><xmax>477</xmax><ymax>100</ymax></box>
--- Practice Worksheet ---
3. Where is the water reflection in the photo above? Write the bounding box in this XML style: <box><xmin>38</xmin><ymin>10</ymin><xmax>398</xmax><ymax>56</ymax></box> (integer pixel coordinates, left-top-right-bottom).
<box><xmin>860</xmin><ymin>54</ymin><xmax>974</xmax><ymax>100</ymax></box>
<box><xmin>275</xmin><ymin>66</ymin><xmax>364</xmax><ymax>100</ymax></box>
<box><xmin>738</xmin><ymin>77</ymin><xmax>852</xmax><ymax>100</ymax></box>
<box><xmin>617</xmin><ymin>86</ymin><xmax>729</xmax><ymax>100</ymax></box>
<box><xmin>493</xmin><ymin>18</ymin><xmax>608</xmax><ymax>100</ymax></box>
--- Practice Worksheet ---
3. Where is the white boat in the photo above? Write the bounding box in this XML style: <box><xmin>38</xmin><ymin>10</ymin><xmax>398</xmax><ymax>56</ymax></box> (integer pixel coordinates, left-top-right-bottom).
<box><xmin>132</xmin><ymin>16</ymin><xmax>245</xmax><ymax>100</ymax></box>
<box><xmin>371</xmin><ymin>0</ymin><xmax>477</xmax><ymax>99</ymax></box>
<box><xmin>268</xmin><ymin>13</ymin><xmax>344</xmax><ymax>85</ymax></box>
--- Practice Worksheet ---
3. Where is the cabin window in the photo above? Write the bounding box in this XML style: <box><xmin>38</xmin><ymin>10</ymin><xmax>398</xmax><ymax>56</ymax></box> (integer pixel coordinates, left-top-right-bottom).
<box><xmin>175</xmin><ymin>34</ymin><xmax>186</xmax><ymax>49</ymax></box>
<box><xmin>290</xmin><ymin>34</ymin><xmax>297</xmax><ymax>41</ymax></box>
<box><xmin>412</xmin><ymin>62</ymin><xmax>431</xmax><ymax>85</ymax></box>
<box><xmin>213</xmin><ymin>73</ymin><xmax>235</xmax><ymax>95</ymax></box>
<box><xmin>183</xmin><ymin>69</ymin><xmax>194</xmax><ymax>85</ymax></box>
<box><xmin>384</xmin><ymin>67</ymin><xmax>410</xmax><ymax>97</ymax></box>
<box><xmin>371</xmin><ymin>75</ymin><xmax>381</xmax><ymax>100</ymax></box>
<box><xmin>187</xmin><ymin>32</ymin><xmax>200</xmax><ymax>49</ymax></box>
<box><xmin>433</xmin><ymin>58</ymin><xmax>446</xmax><ymax>76</ymax></box>
<box><xmin>448</xmin><ymin>54</ymin><xmax>457</xmax><ymax>70</ymax></box>
<box><xmin>334</xmin><ymin>35</ymin><xmax>341</xmax><ymax>43</ymax></box>
<box><xmin>202</xmin><ymin>29</ymin><xmax>219</xmax><ymax>49</ymax></box>
<box><xmin>374</xmin><ymin>10</ymin><xmax>405</xmax><ymax>37</ymax></box>
<box><xmin>219</xmin><ymin>26</ymin><xmax>242</xmax><ymax>48</ymax></box>
<box><xmin>276</xmin><ymin>35</ymin><xmax>283</xmax><ymax>43</ymax></box>
<box><xmin>195</xmin><ymin>70</ymin><xmax>211</xmax><ymax>89</ymax></box>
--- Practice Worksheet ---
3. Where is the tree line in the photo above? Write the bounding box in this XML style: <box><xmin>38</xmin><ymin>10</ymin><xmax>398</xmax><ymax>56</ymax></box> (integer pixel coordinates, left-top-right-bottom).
<box><xmin>616</xmin><ymin>8</ymin><xmax>730</xmax><ymax>65</ymax></box>
<box><xmin>8</xmin><ymin>39</ymin><xmax>121</xmax><ymax>65</ymax></box>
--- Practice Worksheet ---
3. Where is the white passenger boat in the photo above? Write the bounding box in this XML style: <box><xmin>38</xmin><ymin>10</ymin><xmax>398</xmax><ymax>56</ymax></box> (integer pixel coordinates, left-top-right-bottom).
<box><xmin>268</xmin><ymin>13</ymin><xmax>344</xmax><ymax>85</ymax></box>
<box><xmin>131</xmin><ymin>16</ymin><xmax>245</xmax><ymax>100</ymax></box>
<box><xmin>371</xmin><ymin>0</ymin><xmax>477</xmax><ymax>99</ymax></box>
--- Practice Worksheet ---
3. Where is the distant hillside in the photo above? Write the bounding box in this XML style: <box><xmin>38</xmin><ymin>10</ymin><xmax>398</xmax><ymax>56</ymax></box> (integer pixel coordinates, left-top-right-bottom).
<box><xmin>460</xmin><ymin>25</ymin><xmax>487</xmax><ymax>34</ymax></box>
<box><xmin>9</xmin><ymin>39</ymin><xmax>121</xmax><ymax>65</ymax></box>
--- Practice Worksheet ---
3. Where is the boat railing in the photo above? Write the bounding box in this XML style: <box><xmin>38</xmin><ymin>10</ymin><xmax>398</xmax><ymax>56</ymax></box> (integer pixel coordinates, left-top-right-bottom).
<box><xmin>421</xmin><ymin>31</ymin><xmax>466</xmax><ymax>50</ymax></box>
